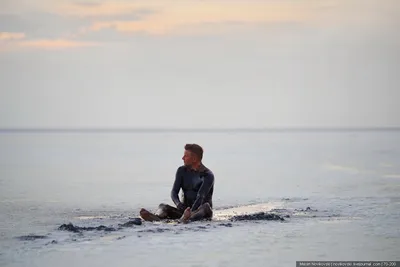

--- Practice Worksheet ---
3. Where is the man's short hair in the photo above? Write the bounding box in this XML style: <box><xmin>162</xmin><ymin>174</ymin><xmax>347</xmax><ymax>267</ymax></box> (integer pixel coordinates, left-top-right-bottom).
<box><xmin>185</xmin><ymin>143</ymin><xmax>203</xmax><ymax>160</ymax></box>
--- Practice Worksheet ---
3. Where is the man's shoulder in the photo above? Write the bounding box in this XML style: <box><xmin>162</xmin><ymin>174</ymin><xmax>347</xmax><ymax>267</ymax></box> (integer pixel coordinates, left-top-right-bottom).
<box><xmin>176</xmin><ymin>165</ymin><xmax>188</xmax><ymax>173</ymax></box>
<box><xmin>201</xmin><ymin>165</ymin><xmax>215</xmax><ymax>178</ymax></box>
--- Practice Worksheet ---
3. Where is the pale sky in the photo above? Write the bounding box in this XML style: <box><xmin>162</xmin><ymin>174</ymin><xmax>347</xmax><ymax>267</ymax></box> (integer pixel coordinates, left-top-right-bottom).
<box><xmin>0</xmin><ymin>0</ymin><xmax>399</xmax><ymax>128</ymax></box>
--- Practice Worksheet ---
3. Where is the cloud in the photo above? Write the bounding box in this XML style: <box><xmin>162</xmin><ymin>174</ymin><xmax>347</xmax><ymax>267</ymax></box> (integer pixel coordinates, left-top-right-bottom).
<box><xmin>17</xmin><ymin>39</ymin><xmax>99</xmax><ymax>49</ymax></box>
<box><xmin>56</xmin><ymin>2</ymin><xmax>156</xmax><ymax>17</ymax></box>
<box><xmin>0</xmin><ymin>32</ymin><xmax>25</xmax><ymax>52</ymax></box>
<box><xmin>0</xmin><ymin>7</ymin><xmax>154</xmax><ymax>47</ymax></box>
<box><xmin>3</xmin><ymin>0</ymin><xmax>398</xmax><ymax>51</ymax></box>
<box><xmin>0</xmin><ymin>12</ymin><xmax>90</xmax><ymax>40</ymax></box>
<box><xmin>74</xmin><ymin>1</ymin><xmax>314</xmax><ymax>36</ymax></box>
<box><xmin>71</xmin><ymin>2</ymin><xmax>103</xmax><ymax>7</ymax></box>
<box><xmin>0</xmin><ymin>1</ymin><xmax>317</xmax><ymax>45</ymax></box>
<box><xmin>0</xmin><ymin>12</ymin><xmax>100</xmax><ymax>52</ymax></box>
<box><xmin>0</xmin><ymin>32</ymin><xmax>25</xmax><ymax>40</ymax></box>
<box><xmin>0</xmin><ymin>31</ymin><xmax>99</xmax><ymax>52</ymax></box>
<box><xmin>0</xmin><ymin>10</ymin><xmax>150</xmax><ymax>42</ymax></box>
<box><xmin>0</xmin><ymin>14</ymin><xmax>30</xmax><ymax>32</ymax></box>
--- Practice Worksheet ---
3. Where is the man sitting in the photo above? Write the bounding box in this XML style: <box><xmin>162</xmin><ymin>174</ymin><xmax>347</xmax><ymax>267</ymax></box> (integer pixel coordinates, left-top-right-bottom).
<box><xmin>140</xmin><ymin>143</ymin><xmax>215</xmax><ymax>223</ymax></box>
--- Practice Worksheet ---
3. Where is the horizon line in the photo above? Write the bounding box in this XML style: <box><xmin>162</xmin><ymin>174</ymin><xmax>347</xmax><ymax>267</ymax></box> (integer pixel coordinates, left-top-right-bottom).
<box><xmin>1</xmin><ymin>126</ymin><xmax>400</xmax><ymax>133</ymax></box>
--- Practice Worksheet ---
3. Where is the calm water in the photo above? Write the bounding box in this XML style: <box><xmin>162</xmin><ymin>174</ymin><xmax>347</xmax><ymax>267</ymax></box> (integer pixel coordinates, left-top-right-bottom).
<box><xmin>0</xmin><ymin>130</ymin><xmax>399</xmax><ymax>267</ymax></box>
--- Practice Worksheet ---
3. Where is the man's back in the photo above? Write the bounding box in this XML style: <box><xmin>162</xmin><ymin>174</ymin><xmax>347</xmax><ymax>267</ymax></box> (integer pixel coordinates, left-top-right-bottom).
<box><xmin>171</xmin><ymin>165</ymin><xmax>215</xmax><ymax>211</ymax></box>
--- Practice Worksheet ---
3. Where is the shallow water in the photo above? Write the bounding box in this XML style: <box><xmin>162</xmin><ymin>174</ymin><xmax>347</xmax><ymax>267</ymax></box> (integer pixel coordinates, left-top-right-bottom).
<box><xmin>0</xmin><ymin>130</ymin><xmax>399</xmax><ymax>266</ymax></box>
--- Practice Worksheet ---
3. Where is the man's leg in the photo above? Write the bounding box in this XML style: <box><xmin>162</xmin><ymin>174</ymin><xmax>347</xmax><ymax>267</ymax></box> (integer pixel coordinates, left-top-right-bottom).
<box><xmin>180</xmin><ymin>203</ymin><xmax>213</xmax><ymax>223</ymax></box>
<box><xmin>155</xmin><ymin>203</ymin><xmax>184</xmax><ymax>219</ymax></box>
<box><xmin>140</xmin><ymin>203</ymin><xmax>183</xmax><ymax>222</ymax></box>
<box><xmin>139</xmin><ymin>208</ymin><xmax>161</xmax><ymax>222</ymax></box>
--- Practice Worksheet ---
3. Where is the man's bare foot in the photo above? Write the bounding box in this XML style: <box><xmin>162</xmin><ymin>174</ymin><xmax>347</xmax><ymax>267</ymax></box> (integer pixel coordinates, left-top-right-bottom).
<box><xmin>140</xmin><ymin>208</ymin><xmax>161</xmax><ymax>222</ymax></box>
<box><xmin>180</xmin><ymin>207</ymin><xmax>191</xmax><ymax>223</ymax></box>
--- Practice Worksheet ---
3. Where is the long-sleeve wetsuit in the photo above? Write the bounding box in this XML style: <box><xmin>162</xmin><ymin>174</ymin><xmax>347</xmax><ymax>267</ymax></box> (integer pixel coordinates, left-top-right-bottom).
<box><xmin>170</xmin><ymin>165</ymin><xmax>215</xmax><ymax>212</ymax></box>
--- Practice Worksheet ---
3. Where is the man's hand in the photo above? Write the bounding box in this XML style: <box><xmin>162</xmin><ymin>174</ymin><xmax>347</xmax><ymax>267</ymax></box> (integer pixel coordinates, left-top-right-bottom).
<box><xmin>177</xmin><ymin>203</ymin><xmax>186</xmax><ymax>211</ymax></box>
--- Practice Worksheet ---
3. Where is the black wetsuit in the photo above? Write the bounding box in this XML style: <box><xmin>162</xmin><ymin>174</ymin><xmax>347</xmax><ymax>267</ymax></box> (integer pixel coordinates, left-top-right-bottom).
<box><xmin>171</xmin><ymin>165</ymin><xmax>215</xmax><ymax>212</ymax></box>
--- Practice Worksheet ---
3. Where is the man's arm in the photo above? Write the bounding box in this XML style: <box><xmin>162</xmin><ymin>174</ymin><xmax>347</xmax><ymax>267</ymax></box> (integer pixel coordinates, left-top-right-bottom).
<box><xmin>170</xmin><ymin>167</ymin><xmax>184</xmax><ymax>209</ymax></box>
<box><xmin>191</xmin><ymin>172</ymin><xmax>214</xmax><ymax>212</ymax></box>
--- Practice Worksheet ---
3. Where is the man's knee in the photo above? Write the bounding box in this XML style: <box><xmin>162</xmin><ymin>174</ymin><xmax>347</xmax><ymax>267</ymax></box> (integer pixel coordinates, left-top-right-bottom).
<box><xmin>158</xmin><ymin>203</ymin><xmax>169</xmax><ymax>210</ymax></box>
<box><xmin>156</xmin><ymin>203</ymin><xmax>170</xmax><ymax>218</ymax></box>
<box><xmin>202</xmin><ymin>202</ymin><xmax>211</xmax><ymax>209</ymax></box>
<box><xmin>156</xmin><ymin>203</ymin><xmax>182</xmax><ymax>219</ymax></box>
<box><xmin>202</xmin><ymin>202</ymin><xmax>213</xmax><ymax>218</ymax></box>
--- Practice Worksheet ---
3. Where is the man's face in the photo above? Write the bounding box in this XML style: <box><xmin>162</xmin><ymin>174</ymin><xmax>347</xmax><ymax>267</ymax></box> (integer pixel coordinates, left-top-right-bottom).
<box><xmin>182</xmin><ymin>150</ymin><xmax>196</xmax><ymax>166</ymax></box>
